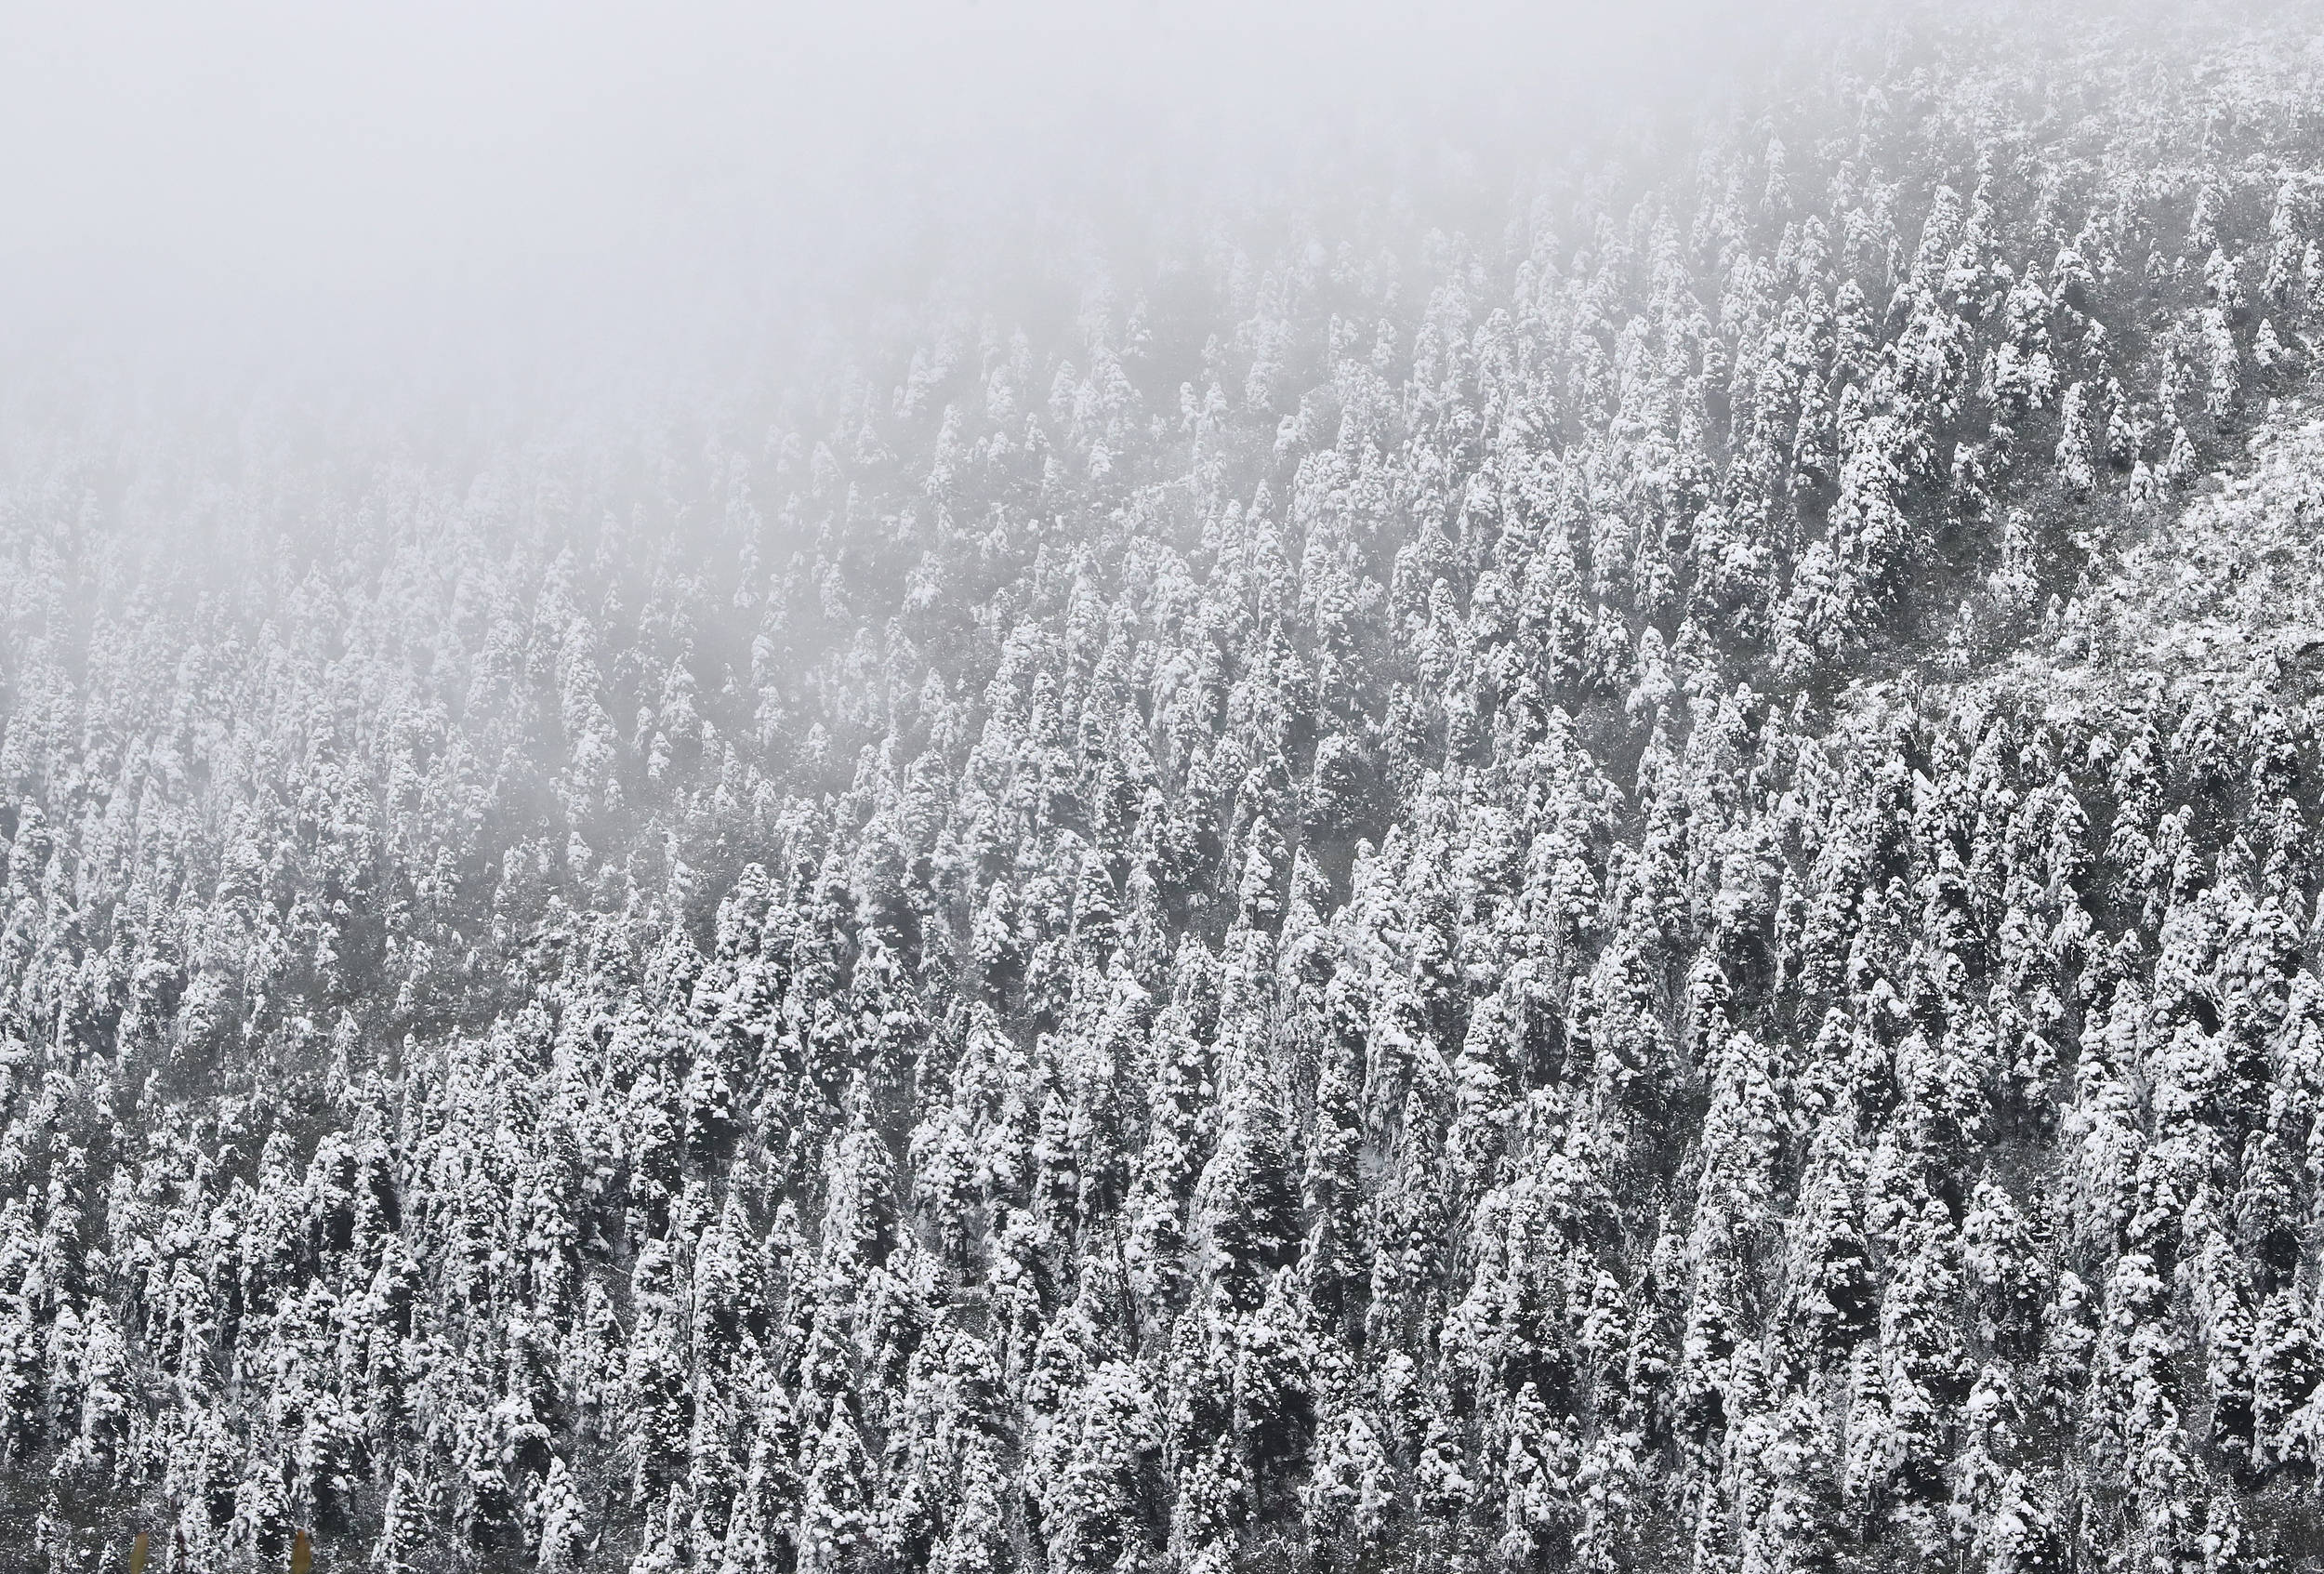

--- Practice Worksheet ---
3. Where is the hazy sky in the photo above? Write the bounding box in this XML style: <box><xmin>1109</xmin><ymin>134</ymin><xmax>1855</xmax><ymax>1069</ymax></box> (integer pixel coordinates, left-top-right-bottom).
<box><xmin>0</xmin><ymin>0</ymin><xmax>1776</xmax><ymax>389</ymax></box>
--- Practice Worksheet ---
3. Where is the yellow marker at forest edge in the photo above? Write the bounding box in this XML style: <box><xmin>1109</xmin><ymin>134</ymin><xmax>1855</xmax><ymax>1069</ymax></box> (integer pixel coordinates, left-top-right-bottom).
<box><xmin>127</xmin><ymin>1533</ymin><xmax>148</xmax><ymax>1574</ymax></box>
<box><xmin>291</xmin><ymin>1529</ymin><xmax>312</xmax><ymax>1574</ymax></box>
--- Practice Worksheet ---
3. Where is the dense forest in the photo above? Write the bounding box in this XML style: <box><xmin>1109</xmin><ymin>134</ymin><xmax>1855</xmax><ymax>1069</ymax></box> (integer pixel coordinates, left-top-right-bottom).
<box><xmin>8</xmin><ymin>5</ymin><xmax>2324</xmax><ymax>1569</ymax></box>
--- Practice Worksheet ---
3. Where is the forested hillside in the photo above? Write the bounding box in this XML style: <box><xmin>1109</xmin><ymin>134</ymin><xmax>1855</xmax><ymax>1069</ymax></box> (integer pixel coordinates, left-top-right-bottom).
<box><xmin>9</xmin><ymin>6</ymin><xmax>2324</xmax><ymax>1570</ymax></box>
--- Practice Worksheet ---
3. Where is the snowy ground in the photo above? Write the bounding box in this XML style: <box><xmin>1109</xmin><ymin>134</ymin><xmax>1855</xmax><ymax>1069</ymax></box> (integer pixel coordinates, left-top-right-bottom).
<box><xmin>2070</xmin><ymin>400</ymin><xmax>2324</xmax><ymax>704</ymax></box>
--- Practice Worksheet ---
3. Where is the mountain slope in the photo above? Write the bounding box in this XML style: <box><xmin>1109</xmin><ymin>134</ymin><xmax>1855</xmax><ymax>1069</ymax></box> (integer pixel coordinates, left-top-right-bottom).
<box><xmin>7</xmin><ymin>7</ymin><xmax>2324</xmax><ymax>1572</ymax></box>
